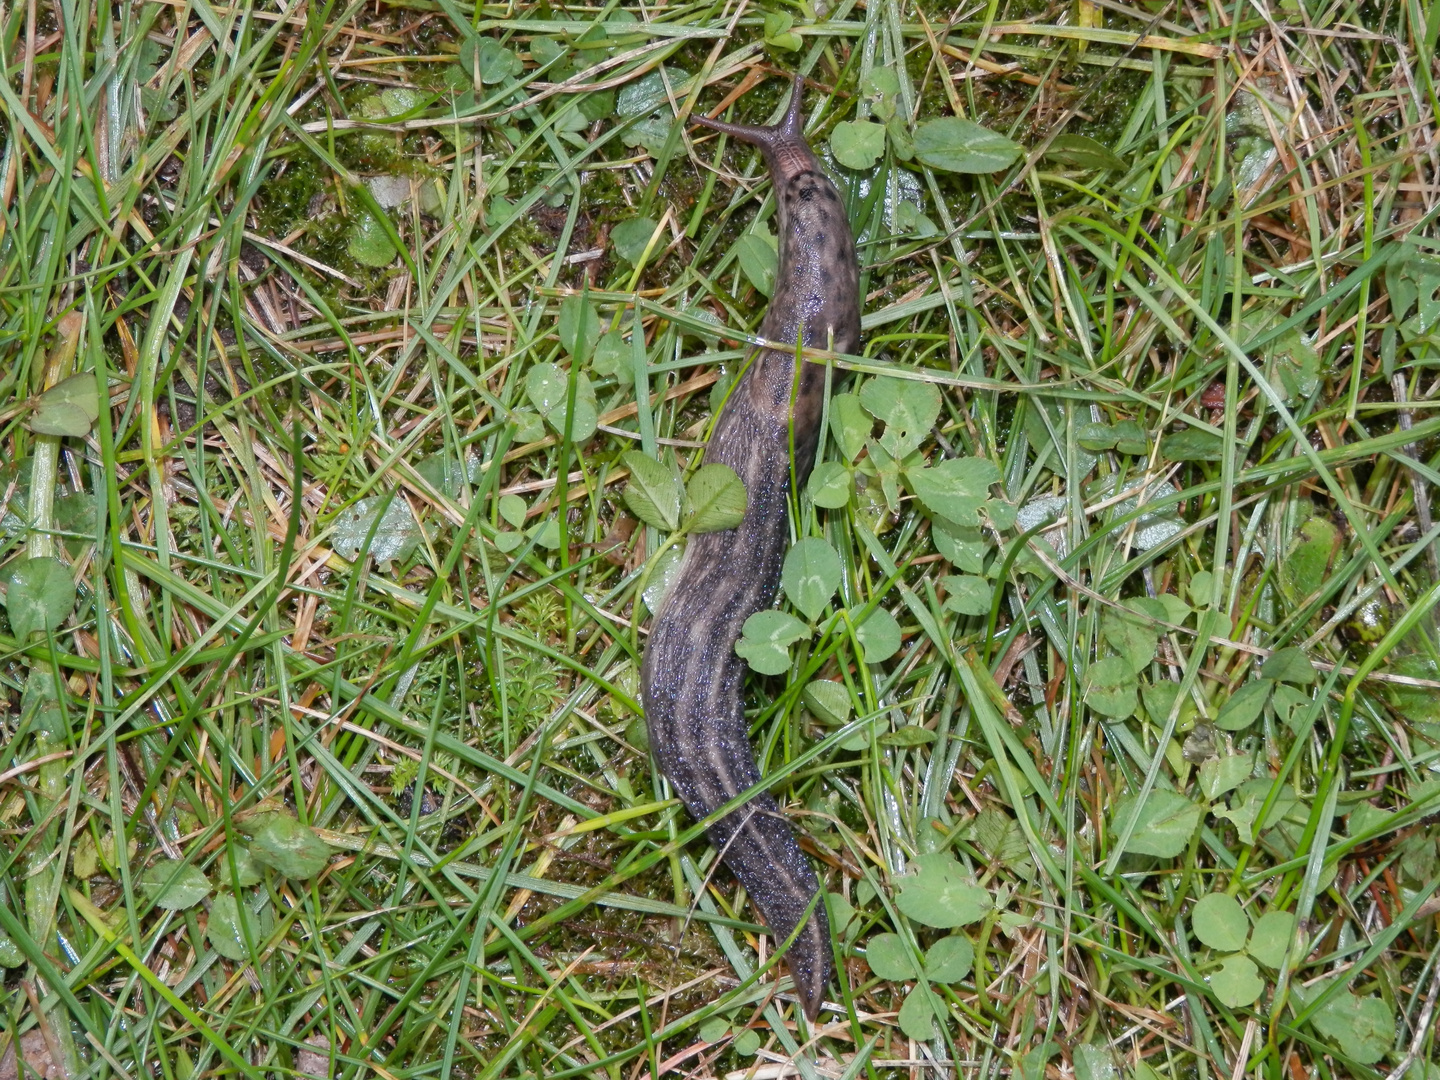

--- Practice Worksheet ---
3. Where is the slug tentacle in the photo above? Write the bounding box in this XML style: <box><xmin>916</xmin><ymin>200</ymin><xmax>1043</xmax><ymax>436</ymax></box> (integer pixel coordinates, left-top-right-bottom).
<box><xmin>692</xmin><ymin>75</ymin><xmax>810</xmax><ymax>181</ymax></box>
<box><xmin>641</xmin><ymin>74</ymin><xmax>861</xmax><ymax>1021</ymax></box>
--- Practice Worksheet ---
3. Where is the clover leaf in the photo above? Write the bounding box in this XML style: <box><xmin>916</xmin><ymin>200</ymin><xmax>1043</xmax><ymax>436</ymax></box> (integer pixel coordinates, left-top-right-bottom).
<box><xmin>895</xmin><ymin>852</ymin><xmax>991</xmax><ymax>928</ymax></box>
<box><xmin>622</xmin><ymin>452</ymin><xmax>681</xmax><ymax>531</ymax></box>
<box><xmin>735</xmin><ymin>610</ymin><xmax>810</xmax><ymax>675</ymax></box>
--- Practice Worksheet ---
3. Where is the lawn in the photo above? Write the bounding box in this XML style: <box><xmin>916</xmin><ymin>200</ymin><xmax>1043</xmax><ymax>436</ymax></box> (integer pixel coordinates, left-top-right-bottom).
<box><xmin>2</xmin><ymin>0</ymin><xmax>1439</xmax><ymax>1077</ymax></box>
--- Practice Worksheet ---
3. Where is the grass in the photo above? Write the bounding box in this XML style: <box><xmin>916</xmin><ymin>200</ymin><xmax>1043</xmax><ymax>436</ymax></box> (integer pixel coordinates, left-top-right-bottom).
<box><xmin>2</xmin><ymin>0</ymin><xmax>1440</xmax><ymax>1076</ymax></box>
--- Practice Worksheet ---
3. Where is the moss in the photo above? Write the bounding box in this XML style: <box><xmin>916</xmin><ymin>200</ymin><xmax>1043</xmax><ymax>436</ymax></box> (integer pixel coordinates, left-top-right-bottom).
<box><xmin>251</xmin><ymin>154</ymin><xmax>329</xmax><ymax>239</ymax></box>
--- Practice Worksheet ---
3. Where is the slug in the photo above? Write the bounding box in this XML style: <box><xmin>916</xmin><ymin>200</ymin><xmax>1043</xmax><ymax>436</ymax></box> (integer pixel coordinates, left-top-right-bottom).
<box><xmin>639</xmin><ymin>74</ymin><xmax>861</xmax><ymax>1020</ymax></box>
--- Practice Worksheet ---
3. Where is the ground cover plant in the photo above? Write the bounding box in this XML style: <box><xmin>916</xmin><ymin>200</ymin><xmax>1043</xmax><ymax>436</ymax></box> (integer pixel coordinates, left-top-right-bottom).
<box><xmin>2</xmin><ymin>0</ymin><xmax>1440</xmax><ymax>1076</ymax></box>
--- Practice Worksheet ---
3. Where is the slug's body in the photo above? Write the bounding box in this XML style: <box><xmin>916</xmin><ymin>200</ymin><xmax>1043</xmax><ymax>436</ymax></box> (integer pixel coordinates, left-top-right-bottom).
<box><xmin>640</xmin><ymin>77</ymin><xmax>861</xmax><ymax>1020</ymax></box>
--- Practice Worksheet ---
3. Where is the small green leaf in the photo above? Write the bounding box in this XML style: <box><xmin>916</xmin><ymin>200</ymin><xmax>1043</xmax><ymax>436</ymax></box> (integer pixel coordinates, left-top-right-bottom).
<box><xmin>1261</xmin><ymin>646</ymin><xmax>1316</xmax><ymax>685</ymax></box>
<box><xmin>913</xmin><ymin>117</ymin><xmax>1023</xmax><ymax>173</ymax></box>
<box><xmin>869</xmin><ymin>438</ymin><xmax>904</xmax><ymax>513</ymax></box>
<box><xmin>1073</xmin><ymin>1044</ymin><xmax>1117</xmax><ymax>1080</ymax></box>
<box><xmin>1084</xmin><ymin>655</ymin><xmax>1139</xmax><ymax>719</ymax></box>
<box><xmin>828</xmin><ymin>891</ymin><xmax>862</xmax><ymax>943</ymax></box>
<box><xmin>942</xmin><ymin>574</ymin><xmax>992</xmax><ymax>616</ymax></box>
<box><xmin>1311</xmin><ymin>990</ymin><xmax>1394</xmax><ymax>1064</ymax></box>
<box><xmin>762</xmin><ymin>10</ymin><xmax>802</xmax><ymax>49</ymax></box>
<box><xmin>1043</xmin><ymin>133</ymin><xmax>1126</xmax><ymax>171</ymax></box>
<box><xmin>803</xmin><ymin>679</ymin><xmax>851</xmax><ymax>726</ymax></box>
<box><xmin>208</xmin><ymin>892</ymin><xmax>271</xmax><ymax>961</ymax></box>
<box><xmin>492</xmin><ymin>531</ymin><xmax>524</xmax><ymax>553</ymax></box>
<box><xmin>1188</xmin><ymin>569</ymin><xmax>1215</xmax><ymax>606</ymax></box>
<box><xmin>1214</xmin><ymin>796</ymin><xmax>1261</xmax><ymax>845</ymax></box>
<box><xmin>831</xmin><ymin>120</ymin><xmax>887</xmax><ymax>170</ymax></box>
<box><xmin>732</xmin><ymin>1029</ymin><xmax>761</xmax><ymax>1056</ymax></box>
<box><xmin>807</xmin><ymin>460</ymin><xmax>852</xmax><ymax>509</ymax></box>
<box><xmin>3</xmin><ymin>557</ymin><xmax>76</xmax><ymax>640</ymax></box>
<box><xmin>498</xmin><ymin>494</ymin><xmax>527</xmax><ymax>530</ymax></box>
<box><xmin>1247</xmin><ymin>910</ymin><xmax>1294</xmax><ymax>968</ymax></box>
<box><xmin>487</xmin><ymin>196</ymin><xmax>518</xmax><ymax>228</ymax></box>
<box><xmin>829</xmin><ymin>393</ymin><xmax>872</xmax><ymax>461</ymax></box>
<box><xmin>895</xmin><ymin>852</ymin><xmax>992</xmax><ymax>928</ymax></box>
<box><xmin>458</xmin><ymin>36</ymin><xmax>521</xmax><ymax>83</ymax></box>
<box><xmin>861</xmin><ymin>377</ymin><xmax>942</xmax><ymax>459</ymax></box>
<box><xmin>855</xmin><ymin>607</ymin><xmax>901</xmax><ymax>663</ymax></box>
<box><xmin>1211</xmin><ymin>954</ymin><xmax>1264</xmax><ymax>1008</ymax></box>
<box><xmin>1102</xmin><ymin>598</ymin><xmax>1166</xmax><ymax>674</ymax></box>
<box><xmin>249</xmin><ymin>815</ymin><xmax>333</xmax><ymax>879</ymax></box>
<box><xmin>933</xmin><ymin>519</ymin><xmax>988</xmax><ymax>572</ymax></box>
<box><xmin>1192</xmin><ymin>893</ymin><xmax>1249</xmax><ymax>951</ymax></box>
<box><xmin>865</xmin><ymin>932</ymin><xmax>919</xmax><ymax>980</ymax></box>
<box><xmin>1281</xmin><ymin>516</ymin><xmax>1340</xmax><ymax>603</ymax></box>
<box><xmin>972</xmin><ymin>808</ymin><xmax>1037</xmax><ymax>879</ymax></box>
<box><xmin>685</xmin><ymin>464</ymin><xmax>746</xmax><ymax>533</ymax></box>
<box><xmin>612</xmin><ymin>217</ymin><xmax>661</xmax><ymax>266</ymax></box>
<box><xmin>698</xmin><ymin>1017</ymin><xmax>729</xmax><ymax>1044</ymax></box>
<box><xmin>1272</xmin><ymin>683</ymin><xmax>1314</xmax><ymax>734</ymax></box>
<box><xmin>1349</xmin><ymin>802</ymin><xmax>1394</xmax><ymax>839</ymax></box>
<box><xmin>554</xmin><ymin>102</ymin><xmax>589</xmax><ymax>134</ymax></box>
<box><xmin>592</xmin><ymin>330</ymin><xmax>631</xmax><ymax>383</ymax></box>
<box><xmin>897</xmin><ymin>984</ymin><xmax>941</xmax><ymax>1040</ymax></box>
<box><xmin>924</xmin><ymin>934</ymin><xmax>974</xmax><ymax>983</ymax></box>
<box><xmin>642</xmin><ymin>544</ymin><xmax>682</xmax><ymax>615</ymax></box>
<box><xmin>1198</xmin><ymin>753</ymin><xmax>1254</xmax><ymax>801</ymax></box>
<box><xmin>1113</xmin><ymin>790</ymin><xmax>1202</xmax><ymax>858</ymax></box>
<box><xmin>781</xmin><ymin>537</ymin><xmax>842</xmax><ymax>621</ymax></box>
<box><xmin>621</xmin><ymin>451</ymin><xmax>681</xmax><ymax>531</ymax></box>
<box><xmin>220</xmin><ymin>847</ymin><xmax>263</xmax><ymax>888</ymax></box>
<box><xmin>525</xmin><ymin>363</ymin><xmax>598</xmax><ymax>442</ymax></box>
<box><xmin>373</xmin><ymin>87</ymin><xmax>420</xmax><ymax>116</ymax></box>
<box><xmin>735</xmin><ymin>610</ymin><xmax>810</xmax><ymax>675</ymax></box>
<box><xmin>1267</xmin><ymin>330</ymin><xmax>1321</xmax><ymax>405</ymax></box>
<box><xmin>1077</xmin><ymin>421</ymin><xmax>1117</xmax><ymax>452</ymax></box>
<box><xmin>0</xmin><ymin>928</ymin><xmax>23</xmax><ymax>968</ymax></box>
<box><xmin>415</xmin><ymin>452</ymin><xmax>468</xmax><ymax>498</ymax></box>
<box><xmin>332</xmin><ymin>494</ymin><xmax>421</xmax><ymax>567</ymax></box>
<box><xmin>29</xmin><ymin>373</ymin><xmax>100</xmax><ymax>437</ymax></box>
<box><xmin>616</xmin><ymin>70</ymin><xmax>670</xmax><ymax>119</ymax></box>
<box><xmin>624</xmin><ymin>114</ymin><xmax>673</xmax><ymax>154</ymax></box>
<box><xmin>907</xmin><ymin>457</ymin><xmax>1000</xmax><ymax>525</ymax></box>
<box><xmin>1139</xmin><ymin>680</ymin><xmax>1186</xmax><ymax>726</ymax></box>
<box><xmin>557</xmin><ymin>295</ymin><xmax>601</xmax><ymax>359</ymax></box>
<box><xmin>735</xmin><ymin>227</ymin><xmax>778</xmax><ymax>297</ymax></box>
<box><xmin>139</xmin><ymin>861</ymin><xmax>211</xmax><ymax>911</ymax></box>
<box><xmin>861</xmin><ymin>68</ymin><xmax>900</xmax><ymax>119</ymax></box>
<box><xmin>1161</xmin><ymin>428</ymin><xmax>1224</xmax><ymax>462</ymax></box>
<box><xmin>347</xmin><ymin>210</ymin><xmax>398</xmax><ymax>267</ymax></box>
<box><xmin>530</xmin><ymin>35</ymin><xmax>569</xmax><ymax>71</ymax></box>
<box><xmin>1216</xmin><ymin>680</ymin><xmax>1270</xmax><ymax>730</ymax></box>
<box><xmin>530</xmin><ymin>518</ymin><xmax>561</xmax><ymax>549</ymax></box>
<box><xmin>1111</xmin><ymin>419</ymin><xmax>1148</xmax><ymax>456</ymax></box>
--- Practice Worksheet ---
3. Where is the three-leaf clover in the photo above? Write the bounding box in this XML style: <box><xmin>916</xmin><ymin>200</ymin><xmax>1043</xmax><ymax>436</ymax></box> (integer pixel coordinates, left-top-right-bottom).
<box><xmin>865</xmin><ymin>855</ymin><xmax>987</xmax><ymax>1041</ymax></box>
<box><xmin>28</xmin><ymin>373</ymin><xmax>100</xmax><ymax>437</ymax></box>
<box><xmin>1191</xmin><ymin>893</ymin><xmax>1298</xmax><ymax>1009</ymax></box>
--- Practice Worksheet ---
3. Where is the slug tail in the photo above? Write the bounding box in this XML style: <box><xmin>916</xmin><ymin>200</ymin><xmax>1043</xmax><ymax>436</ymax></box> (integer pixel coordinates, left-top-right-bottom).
<box><xmin>712</xmin><ymin>799</ymin><xmax>832</xmax><ymax>1020</ymax></box>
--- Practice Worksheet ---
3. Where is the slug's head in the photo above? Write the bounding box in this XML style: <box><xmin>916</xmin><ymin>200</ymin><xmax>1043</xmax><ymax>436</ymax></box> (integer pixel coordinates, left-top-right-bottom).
<box><xmin>692</xmin><ymin>74</ymin><xmax>818</xmax><ymax>182</ymax></box>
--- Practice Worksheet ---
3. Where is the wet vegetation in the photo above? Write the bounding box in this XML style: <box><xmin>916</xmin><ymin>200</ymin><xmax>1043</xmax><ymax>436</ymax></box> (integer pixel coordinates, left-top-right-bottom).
<box><xmin>3</xmin><ymin>0</ymin><xmax>1440</xmax><ymax>1076</ymax></box>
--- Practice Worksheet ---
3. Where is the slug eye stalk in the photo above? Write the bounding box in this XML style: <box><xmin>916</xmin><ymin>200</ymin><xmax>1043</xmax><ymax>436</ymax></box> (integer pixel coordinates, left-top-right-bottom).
<box><xmin>692</xmin><ymin>74</ymin><xmax>815</xmax><ymax>183</ymax></box>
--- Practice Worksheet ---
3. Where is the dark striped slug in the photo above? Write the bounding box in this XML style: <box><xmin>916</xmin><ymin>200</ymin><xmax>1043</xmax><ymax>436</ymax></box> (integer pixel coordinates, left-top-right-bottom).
<box><xmin>639</xmin><ymin>74</ymin><xmax>861</xmax><ymax>1020</ymax></box>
